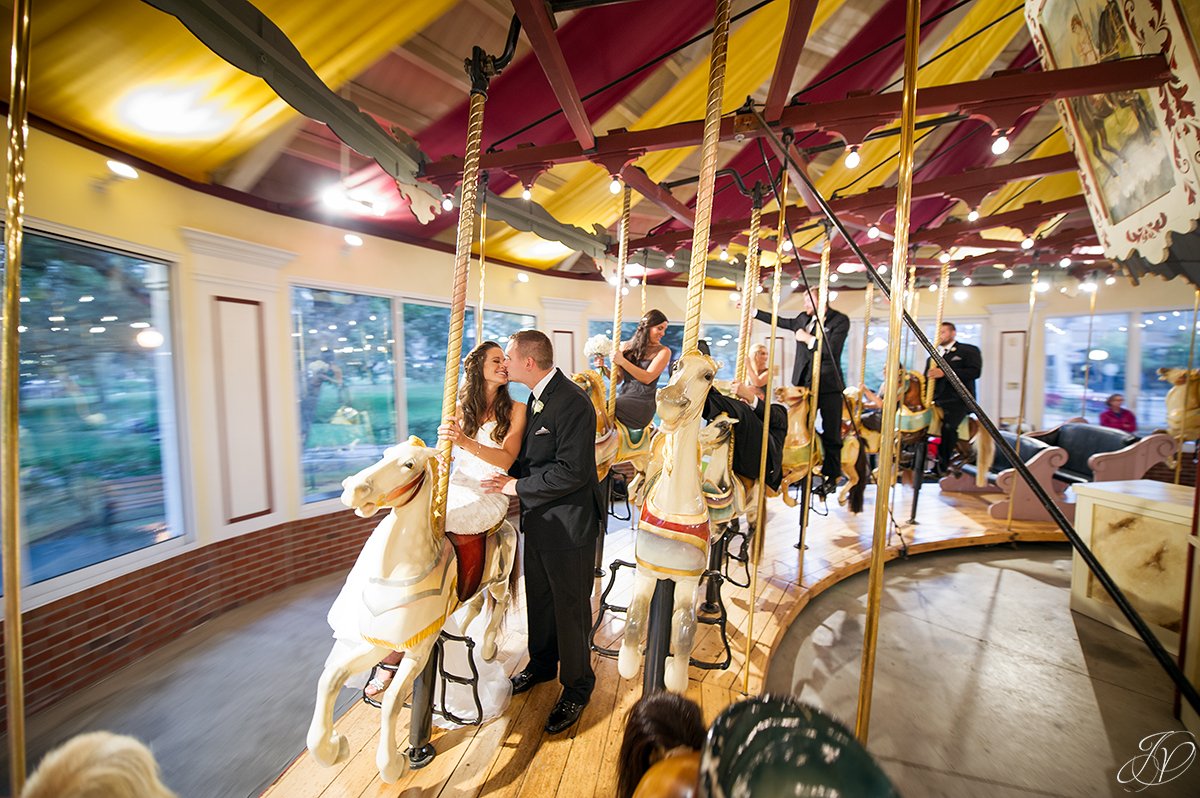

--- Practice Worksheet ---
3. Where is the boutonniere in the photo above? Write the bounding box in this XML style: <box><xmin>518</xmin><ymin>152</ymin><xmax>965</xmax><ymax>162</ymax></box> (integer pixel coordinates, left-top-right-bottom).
<box><xmin>532</xmin><ymin>399</ymin><xmax>544</xmax><ymax>415</ymax></box>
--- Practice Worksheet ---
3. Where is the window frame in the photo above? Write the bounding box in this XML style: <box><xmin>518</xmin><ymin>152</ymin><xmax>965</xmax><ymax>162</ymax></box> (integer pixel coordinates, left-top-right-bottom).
<box><xmin>6</xmin><ymin>218</ymin><xmax>193</xmax><ymax>613</ymax></box>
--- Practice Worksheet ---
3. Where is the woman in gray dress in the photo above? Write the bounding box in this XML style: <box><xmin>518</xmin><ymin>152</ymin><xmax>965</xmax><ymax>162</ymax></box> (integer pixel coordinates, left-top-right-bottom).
<box><xmin>613</xmin><ymin>309</ymin><xmax>672</xmax><ymax>429</ymax></box>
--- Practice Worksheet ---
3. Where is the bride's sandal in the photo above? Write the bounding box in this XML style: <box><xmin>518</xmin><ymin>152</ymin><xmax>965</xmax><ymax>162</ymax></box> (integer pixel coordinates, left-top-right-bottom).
<box><xmin>362</xmin><ymin>655</ymin><xmax>403</xmax><ymax>707</ymax></box>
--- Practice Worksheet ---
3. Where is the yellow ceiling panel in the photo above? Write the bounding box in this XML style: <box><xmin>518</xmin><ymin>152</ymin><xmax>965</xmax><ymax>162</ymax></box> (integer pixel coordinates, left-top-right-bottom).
<box><xmin>26</xmin><ymin>0</ymin><xmax>456</xmax><ymax>180</ymax></box>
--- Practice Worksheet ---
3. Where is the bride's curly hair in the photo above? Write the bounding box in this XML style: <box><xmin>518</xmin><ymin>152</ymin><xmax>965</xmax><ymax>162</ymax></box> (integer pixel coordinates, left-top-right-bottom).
<box><xmin>461</xmin><ymin>341</ymin><xmax>512</xmax><ymax>444</ymax></box>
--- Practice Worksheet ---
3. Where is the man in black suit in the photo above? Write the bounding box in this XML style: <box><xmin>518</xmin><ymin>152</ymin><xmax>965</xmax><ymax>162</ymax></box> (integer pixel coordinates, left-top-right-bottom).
<box><xmin>481</xmin><ymin>329</ymin><xmax>603</xmax><ymax>735</ymax></box>
<box><xmin>926</xmin><ymin>321</ymin><xmax>982</xmax><ymax>473</ymax></box>
<box><xmin>755</xmin><ymin>291</ymin><xmax>850</xmax><ymax>494</ymax></box>
<box><xmin>702</xmin><ymin>381</ymin><xmax>787</xmax><ymax>492</ymax></box>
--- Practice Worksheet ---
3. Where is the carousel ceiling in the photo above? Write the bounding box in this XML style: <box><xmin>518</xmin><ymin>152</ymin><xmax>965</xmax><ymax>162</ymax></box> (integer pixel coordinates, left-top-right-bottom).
<box><xmin>2</xmin><ymin>0</ymin><xmax>1173</xmax><ymax>291</ymax></box>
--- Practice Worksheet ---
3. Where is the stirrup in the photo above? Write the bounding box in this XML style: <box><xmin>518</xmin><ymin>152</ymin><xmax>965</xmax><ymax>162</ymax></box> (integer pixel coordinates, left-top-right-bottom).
<box><xmin>362</xmin><ymin>661</ymin><xmax>400</xmax><ymax>708</ymax></box>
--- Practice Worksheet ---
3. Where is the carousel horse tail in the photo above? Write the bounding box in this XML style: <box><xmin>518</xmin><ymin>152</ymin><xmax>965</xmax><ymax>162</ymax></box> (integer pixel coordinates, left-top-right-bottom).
<box><xmin>847</xmin><ymin>439</ymin><xmax>867</xmax><ymax>514</ymax></box>
<box><xmin>973</xmin><ymin>421</ymin><xmax>994</xmax><ymax>488</ymax></box>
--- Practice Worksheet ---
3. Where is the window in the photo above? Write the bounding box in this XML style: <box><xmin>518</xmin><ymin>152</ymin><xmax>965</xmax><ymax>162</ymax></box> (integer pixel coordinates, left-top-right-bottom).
<box><xmin>701</xmin><ymin>324</ymin><xmax>741</xmax><ymax>381</ymax></box>
<box><xmin>403</xmin><ymin>304</ymin><xmax>535</xmax><ymax>444</ymax></box>
<box><xmin>858</xmin><ymin>319</ymin><xmax>981</xmax><ymax>394</ymax></box>
<box><xmin>293</xmin><ymin>288</ymin><xmax>396</xmax><ymax>502</ymax></box>
<box><xmin>1043</xmin><ymin>313</ymin><xmax>1129</xmax><ymax>428</ymax></box>
<box><xmin>1137</xmin><ymin>311</ymin><xmax>1195</xmax><ymax>433</ymax></box>
<box><xmin>5</xmin><ymin>232</ymin><xmax>180</xmax><ymax>583</ymax></box>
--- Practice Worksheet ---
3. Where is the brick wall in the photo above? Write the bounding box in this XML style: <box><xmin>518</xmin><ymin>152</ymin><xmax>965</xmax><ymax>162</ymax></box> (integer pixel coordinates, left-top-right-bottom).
<box><xmin>0</xmin><ymin>510</ymin><xmax>377</xmax><ymax>734</ymax></box>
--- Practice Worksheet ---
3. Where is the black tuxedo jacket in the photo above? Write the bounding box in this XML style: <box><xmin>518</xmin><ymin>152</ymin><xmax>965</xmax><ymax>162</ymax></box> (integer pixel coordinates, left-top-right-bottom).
<box><xmin>925</xmin><ymin>341</ymin><xmax>982</xmax><ymax>405</ymax></box>
<box><xmin>703</xmin><ymin>389</ymin><xmax>787</xmax><ymax>491</ymax></box>
<box><xmin>511</xmin><ymin>370</ymin><xmax>604</xmax><ymax>551</ymax></box>
<box><xmin>756</xmin><ymin>307</ymin><xmax>849</xmax><ymax>391</ymax></box>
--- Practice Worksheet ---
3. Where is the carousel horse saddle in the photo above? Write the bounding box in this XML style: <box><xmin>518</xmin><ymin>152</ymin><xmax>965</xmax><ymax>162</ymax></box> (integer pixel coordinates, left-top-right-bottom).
<box><xmin>700</xmin><ymin>696</ymin><xmax>898</xmax><ymax>797</ymax></box>
<box><xmin>860</xmin><ymin>410</ymin><xmax>882</xmax><ymax>432</ymax></box>
<box><xmin>446</xmin><ymin>518</ymin><xmax>504</xmax><ymax>602</ymax></box>
<box><xmin>619</xmin><ymin>420</ymin><xmax>653</xmax><ymax>448</ymax></box>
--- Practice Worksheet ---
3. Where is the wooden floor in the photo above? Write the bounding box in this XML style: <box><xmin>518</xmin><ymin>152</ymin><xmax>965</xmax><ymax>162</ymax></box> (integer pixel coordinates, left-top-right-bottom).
<box><xmin>264</xmin><ymin>483</ymin><xmax>1065</xmax><ymax>798</ymax></box>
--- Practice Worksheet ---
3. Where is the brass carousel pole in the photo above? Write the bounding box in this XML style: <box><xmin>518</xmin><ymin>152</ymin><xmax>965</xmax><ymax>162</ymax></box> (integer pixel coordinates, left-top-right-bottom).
<box><xmin>855</xmin><ymin>0</ymin><xmax>919</xmax><ymax>743</ymax></box>
<box><xmin>475</xmin><ymin>176</ymin><xmax>488</xmax><ymax>343</ymax></box>
<box><xmin>744</xmin><ymin>170</ymin><xmax>787</xmax><ymax>695</ymax></box>
<box><xmin>3</xmin><ymin>0</ymin><xmax>32</xmax><ymax>791</ymax></box>
<box><xmin>859</xmin><ymin>282</ymin><xmax>874</xmax><ymax>391</ymax></box>
<box><xmin>797</xmin><ymin>227</ymin><xmax>831</xmax><ymax>575</ymax></box>
<box><xmin>1177</xmin><ymin>288</ymin><xmax>1200</xmax><ymax>484</ymax></box>
<box><xmin>926</xmin><ymin>262</ymin><xmax>950</xmax><ymax>407</ymax></box>
<box><xmin>607</xmin><ymin>185</ymin><xmax>632</xmax><ymax>419</ymax></box>
<box><xmin>1081</xmin><ymin>281</ymin><xmax>1098</xmax><ymax>420</ymax></box>
<box><xmin>735</xmin><ymin>199</ymin><xmax>763</xmax><ymax>383</ymax></box>
<box><xmin>1005</xmin><ymin>267</ymin><xmax>1041</xmax><ymax>533</ymax></box>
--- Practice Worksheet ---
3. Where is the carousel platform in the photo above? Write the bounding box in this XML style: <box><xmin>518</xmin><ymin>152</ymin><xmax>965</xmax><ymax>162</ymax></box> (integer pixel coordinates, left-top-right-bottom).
<box><xmin>264</xmin><ymin>482</ymin><xmax>1064</xmax><ymax>797</ymax></box>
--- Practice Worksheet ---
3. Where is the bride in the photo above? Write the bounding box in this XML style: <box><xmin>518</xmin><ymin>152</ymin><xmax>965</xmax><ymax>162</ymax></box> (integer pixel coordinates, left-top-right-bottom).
<box><xmin>328</xmin><ymin>340</ymin><xmax>526</xmax><ymax>722</ymax></box>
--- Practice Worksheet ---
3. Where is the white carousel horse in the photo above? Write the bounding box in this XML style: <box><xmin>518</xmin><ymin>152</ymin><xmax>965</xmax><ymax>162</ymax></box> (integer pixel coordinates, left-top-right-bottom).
<box><xmin>699</xmin><ymin>413</ymin><xmax>747</xmax><ymax>532</ymax></box>
<box><xmin>571</xmin><ymin>369</ymin><xmax>657</xmax><ymax>483</ymax></box>
<box><xmin>1158</xmin><ymin>367</ymin><xmax>1200</xmax><ymax>439</ymax></box>
<box><xmin>617</xmin><ymin>351</ymin><xmax>717</xmax><ymax>693</ymax></box>
<box><xmin>306</xmin><ymin>438</ymin><xmax>517</xmax><ymax>783</ymax></box>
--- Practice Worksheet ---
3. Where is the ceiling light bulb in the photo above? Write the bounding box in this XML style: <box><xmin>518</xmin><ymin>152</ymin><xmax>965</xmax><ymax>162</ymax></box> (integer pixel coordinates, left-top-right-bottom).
<box><xmin>665</xmin><ymin>256</ymin><xmax>675</xmax><ymax>268</ymax></box>
<box><xmin>517</xmin><ymin>272</ymin><xmax>530</xmax><ymax>283</ymax></box>
<box><xmin>829</xmin><ymin>290</ymin><xmax>839</xmax><ymax>301</ymax></box>
<box><xmin>1081</xmin><ymin>281</ymin><xmax>1097</xmax><ymax>293</ymax></box>
<box><xmin>929</xmin><ymin>283</ymin><xmax>938</xmax><ymax>292</ymax></box>
<box><xmin>991</xmin><ymin>133</ymin><xmax>1010</xmax><ymax>155</ymax></box>
<box><xmin>1003</xmin><ymin>268</ymin><xmax>1013</xmax><ymax>279</ymax></box>
<box><xmin>609</xmin><ymin>177</ymin><xmax>621</xmax><ymax>194</ymax></box>
<box><xmin>879</xmin><ymin>264</ymin><xmax>888</xmax><ymax>274</ymax></box>
<box><xmin>844</xmin><ymin>146</ymin><xmax>861</xmax><ymax>169</ymax></box>
<box><xmin>719</xmin><ymin>248</ymin><xmax>729</xmax><ymax>261</ymax></box>
<box><xmin>782</xmin><ymin>239</ymin><xmax>793</xmax><ymax>252</ymax></box>
<box><xmin>521</xmin><ymin>186</ymin><xmax>532</xmax><ymax>201</ymax></box>
<box><xmin>1021</xmin><ymin>236</ymin><xmax>1034</xmax><ymax>250</ymax></box>
<box><xmin>967</xmin><ymin>209</ymin><xmax>980</xmax><ymax>222</ymax></box>
<box><xmin>867</xmin><ymin>225</ymin><xmax>879</xmax><ymax>239</ymax></box>
<box><xmin>1105</xmin><ymin>276</ymin><xmax>1116</xmax><ymax>285</ymax></box>
<box><xmin>829</xmin><ymin>273</ymin><xmax>839</xmax><ymax>283</ymax></box>
<box><xmin>939</xmin><ymin>252</ymin><xmax>951</xmax><ymax>264</ymax></box>
<box><xmin>343</xmin><ymin>233</ymin><xmax>363</xmax><ymax>247</ymax></box>
<box><xmin>442</xmin><ymin>195</ymin><xmax>454</xmax><ymax>212</ymax></box>
<box><xmin>954</xmin><ymin>289</ymin><xmax>968</xmax><ymax>301</ymax></box>
<box><xmin>1035</xmin><ymin>281</ymin><xmax>1050</xmax><ymax>293</ymax></box>
<box><xmin>106</xmin><ymin>160</ymin><xmax>139</xmax><ymax>180</ymax></box>
<box><xmin>791</xmin><ymin>279</ymin><xmax>800</xmax><ymax>289</ymax></box>
<box><xmin>962</xmin><ymin>276</ymin><xmax>972</xmax><ymax>286</ymax></box>
<box><xmin>1059</xmin><ymin>257</ymin><xmax>1071</xmax><ymax>268</ymax></box>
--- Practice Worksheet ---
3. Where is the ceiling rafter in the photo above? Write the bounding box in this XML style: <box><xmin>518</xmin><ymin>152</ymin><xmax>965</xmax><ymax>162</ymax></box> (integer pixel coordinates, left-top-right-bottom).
<box><xmin>510</xmin><ymin>0</ymin><xmax>595</xmax><ymax>149</ymax></box>
<box><xmin>764</xmin><ymin>0</ymin><xmax>820</xmax><ymax>122</ymax></box>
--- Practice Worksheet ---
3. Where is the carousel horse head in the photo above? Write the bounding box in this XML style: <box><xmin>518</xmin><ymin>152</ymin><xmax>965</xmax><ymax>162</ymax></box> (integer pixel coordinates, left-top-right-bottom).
<box><xmin>656</xmin><ymin>350</ymin><xmax>717</xmax><ymax>432</ymax></box>
<box><xmin>900</xmin><ymin>370</ymin><xmax>927</xmax><ymax>411</ymax></box>
<box><xmin>773</xmin><ymin>384</ymin><xmax>812</xmax><ymax>411</ymax></box>
<box><xmin>699</xmin><ymin>413</ymin><xmax>738</xmax><ymax>450</ymax></box>
<box><xmin>1158</xmin><ymin>367</ymin><xmax>1200</xmax><ymax>438</ymax></box>
<box><xmin>571</xmin><ymin>368</ymin><xmax>612</xmax><ymax>434</ymax></box>
<box><xmin>340</xmin><ymin>436</ymin><xmax>438</xmax><ymax>518</ymax></box>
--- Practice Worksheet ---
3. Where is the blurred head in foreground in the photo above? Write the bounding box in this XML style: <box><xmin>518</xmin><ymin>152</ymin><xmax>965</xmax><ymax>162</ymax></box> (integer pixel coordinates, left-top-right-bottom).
<box><xmin>22</xmin><ymin>731</ymin><xmax>176</xmax><ymax>798</ymax></box>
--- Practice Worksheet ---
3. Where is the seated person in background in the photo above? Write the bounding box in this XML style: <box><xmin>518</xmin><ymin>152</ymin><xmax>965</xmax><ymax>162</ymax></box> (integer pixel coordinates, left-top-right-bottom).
<box><xmin>22</xmin><ymin>731</ymin><xmax>177</xmax><ymax>798</ymax></box>
<box><xmin>747</xmin><ymin>343</ymin><xmax>770</xmax><ymax>399</ymax></box>
<box><xmin>613</xmin><ymin>309</ymin><xmax>672</xmax><ymax>429</ymax></box>
<box><xmin>617</xmin><ymin>692</ymin><xmax>706</xmax><ymax>798</ymax></box>
<box><xmin>1099</xmin><ymin>393</ymin><xmax>1137</xmax><ymax>433</ymax></box>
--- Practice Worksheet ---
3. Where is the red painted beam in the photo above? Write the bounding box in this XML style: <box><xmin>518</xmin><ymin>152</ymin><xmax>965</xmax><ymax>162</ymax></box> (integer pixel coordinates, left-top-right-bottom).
<box><xmin>619</xmin><ymin>165</ymin><xmax>695</xmax><ymax>228</ymax></box>
<box><xmin>422</xmin><ymin>56</ymin><xmax>1169</xmax><ymax>180</ymax></box>
<box><xmin>510</xmin><ymin>0</ymin><xmax>595</xmax><ymax>150</ymax></box>
<box><xmin>764</xmin><ymin>0</ymin><xmax>820</xmax><ymax>122</ymax></box>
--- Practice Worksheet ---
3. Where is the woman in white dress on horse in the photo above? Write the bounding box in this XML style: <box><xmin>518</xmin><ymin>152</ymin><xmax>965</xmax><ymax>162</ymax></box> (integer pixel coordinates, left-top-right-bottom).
<box><xmin>328</xmin><ymin>340</ymin><xmax>526</xmax><ymax>719</ymax></box>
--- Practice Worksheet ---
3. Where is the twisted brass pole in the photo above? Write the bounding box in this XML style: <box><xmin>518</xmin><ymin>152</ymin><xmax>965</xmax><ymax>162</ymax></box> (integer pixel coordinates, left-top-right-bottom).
<box><xmin>926</xmin><ymin>262</ymin><xmax>950</xmax><ymax>406</ymax></box>
<box><xmin>607</xmin><ymin>185</ymin><xmax>631</xmax><ymax>418</ymax></box>
<box><xmin>3</xmin><ymin>0</ymin><xmax>31</xmax><ymax>791</ymax></box>
<box><xmin>859</xmin><ymin>282</ymin><xmax>874</xmax><ymax>391</ymax></box>
<box><xmin>1005</xmin><ymin>268</ymin><xmax>1041</xmax><ymax>533</ymax></box>
<box><xmin>744</xmin><ymin>169</ymin><xmax>788</xmax><ymax>696</ymax></box>
<box><xmin>1177</xmin><ymin>289</ymin><xmax>1200</xmax><ymax>484</ymax></box>
<box><xmin>735</xmin><ymin>203</ymin><xmax>763</xmax><ymax>383</ymax></box>
<box><xmin>475</xmin><ymin>190</ymin><xmax>488</xmax><ymax>343</ymax></box>
<box><xmin>682</xmin><ymin>0</ymin><xmax>732</xmax><ymax>353</ymax></box>
<box><xmin>855</xmin><ymin>0</ymin><xmax>920</xmax><ymax>744</ymax></box>
<box><xmin>434</xmin><ymin>91</ymin><xmax>486</xmax><ymax>536</ymax></box>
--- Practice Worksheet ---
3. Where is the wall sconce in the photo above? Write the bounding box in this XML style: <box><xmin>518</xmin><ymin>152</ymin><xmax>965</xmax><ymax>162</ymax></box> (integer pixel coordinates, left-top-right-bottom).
<box><xmin>93</xmin><ymin>159</ymin><xmax>139</xmax><ymax>193</ymax></box>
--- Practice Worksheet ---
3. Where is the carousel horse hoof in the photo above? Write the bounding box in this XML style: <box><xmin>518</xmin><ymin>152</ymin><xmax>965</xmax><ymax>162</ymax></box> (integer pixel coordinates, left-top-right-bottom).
<box><xmin>664</xmin><ymin>655</ymin><xmax>689</xmax><ymax>694</ymax></box>
<box><xmin>617</xmin><ymin>644</ymin><xmax>642</xmax><ymax>679</ymax></box>
<box><xmin>377</xmin><ymin>749</ymin><xmax>409</xmax><ymax>783</ymax></box>
<box><xmin>308</xmin><ymin>731</ymin><xmax>350</xmax><ymax>768</ymax></box>
<box><xmin>482</xmin><ymin>638</ymin><xmax>498</xmax><ymax>662</ymax></box>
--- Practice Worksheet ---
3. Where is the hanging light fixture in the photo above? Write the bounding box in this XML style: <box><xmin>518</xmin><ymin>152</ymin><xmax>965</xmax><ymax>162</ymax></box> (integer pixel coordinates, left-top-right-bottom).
<box><xmin>844</xmin><ymin>145</ymin><xmax>861</xmax><ymax>169</ymax></box>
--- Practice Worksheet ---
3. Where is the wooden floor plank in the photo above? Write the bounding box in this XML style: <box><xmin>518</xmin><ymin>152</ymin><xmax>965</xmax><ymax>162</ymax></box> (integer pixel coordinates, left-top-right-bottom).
<box><xmin>267</xmin><ymin>483</ymin><xmax>1063</xmax><ymax>796</ymax></box>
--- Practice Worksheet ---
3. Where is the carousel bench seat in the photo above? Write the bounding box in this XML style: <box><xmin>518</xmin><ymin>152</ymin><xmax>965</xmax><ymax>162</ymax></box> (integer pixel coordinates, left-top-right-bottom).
<box><xmin>942</xmin><ymin>431</ymin><xmax>1053</xmax><ymax>491</ymax></box>
<box><xmin>941</xmin><ymin>431</ymin><xmax>1074</xmax><ymax>522</ymax></box>
<box><xmin>1027</xmin><ymin>422</ymin><xmax>1176</xmax><ymax>486</ymax></box>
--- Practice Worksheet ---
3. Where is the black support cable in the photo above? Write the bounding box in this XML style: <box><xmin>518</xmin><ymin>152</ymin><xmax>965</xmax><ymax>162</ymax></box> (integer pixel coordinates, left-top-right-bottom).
<box><xmin>749</xmin><ymin>107</ymin><xmax>1200</xmax><ymax>715</ymax></box>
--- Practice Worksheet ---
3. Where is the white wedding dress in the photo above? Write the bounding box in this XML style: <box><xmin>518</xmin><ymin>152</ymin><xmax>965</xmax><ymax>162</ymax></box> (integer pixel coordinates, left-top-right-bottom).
<box><xmin>325</xmin><ymin>420</ymin><xmax>513</xmax><ymax>726</ymax></box>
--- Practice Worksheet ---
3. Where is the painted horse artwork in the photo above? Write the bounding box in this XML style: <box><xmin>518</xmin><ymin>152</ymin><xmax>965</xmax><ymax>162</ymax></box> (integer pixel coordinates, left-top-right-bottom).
<box><xmin>307</xmin><ymin>438</ymin><xmax>517</xmax><ymax>783</ymax></box>
<box><xmin>618</xmin><ymin>351</ymin><xmax>717</xmax><ymax>694</ymax></box>
<box><xmin>571</xmin><ymin>368</ymin><xmax>657</xmax><ymax>484</ymax></box>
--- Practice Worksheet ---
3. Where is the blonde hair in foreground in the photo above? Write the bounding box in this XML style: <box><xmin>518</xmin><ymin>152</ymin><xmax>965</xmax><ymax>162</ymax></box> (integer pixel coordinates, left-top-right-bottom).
<box><xmin>22</xmin><ymin>731</ymin><xmax>177</xmax><ymax>798</ymax></box>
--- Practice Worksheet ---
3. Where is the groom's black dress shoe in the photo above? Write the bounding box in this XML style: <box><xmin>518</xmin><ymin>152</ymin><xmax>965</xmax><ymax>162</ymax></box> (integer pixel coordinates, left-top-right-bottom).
<box><xmin>545</xmin><ymin>698</ymin><xmax>587</xmax><ymax>734</ymax></box>
<box><xmin>510</xmin><ymin>669</ymin><xmax>555</xmax><ymax>695</ymax></box>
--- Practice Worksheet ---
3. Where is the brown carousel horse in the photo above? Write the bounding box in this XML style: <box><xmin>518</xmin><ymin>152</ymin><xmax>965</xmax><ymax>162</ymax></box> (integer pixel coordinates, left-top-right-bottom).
<box><xmin>571</xmin><ymin>368</ymin><xmax>657</xmax><ymax>483</ymax></box>
<box><xmin>898</xmin><ymin>370</ymin><xmax>993</xmax><ymax>486</ymax></box>
<box><xmin>775</xmin><ymin>386</ymin><xmax>866</xmax><ymax>512</ymax></box>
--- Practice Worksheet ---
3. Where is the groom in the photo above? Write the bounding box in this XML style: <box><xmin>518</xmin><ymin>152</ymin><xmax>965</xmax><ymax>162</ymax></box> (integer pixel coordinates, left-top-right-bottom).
<box><xmin>482</xmin><ymin>329</ymin><xmax>603</xmax><ymax>734</ymax></box>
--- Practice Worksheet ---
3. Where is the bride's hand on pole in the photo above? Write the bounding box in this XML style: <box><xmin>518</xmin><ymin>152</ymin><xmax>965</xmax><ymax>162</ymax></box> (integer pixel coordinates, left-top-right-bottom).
<box><xmin>438</xmin><ymin>417</ymin><xmax>464</xmax><ymax>447</ymax></box>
